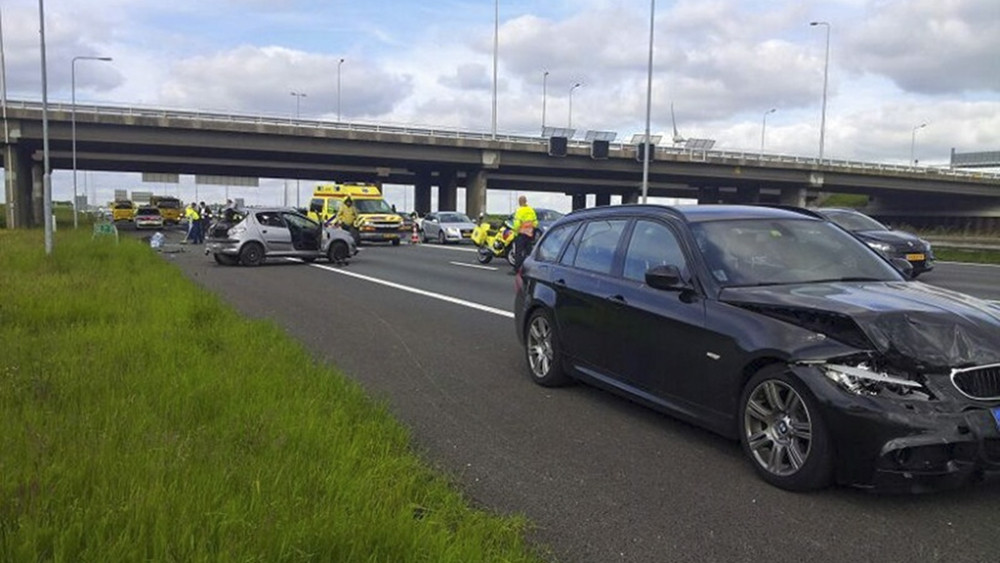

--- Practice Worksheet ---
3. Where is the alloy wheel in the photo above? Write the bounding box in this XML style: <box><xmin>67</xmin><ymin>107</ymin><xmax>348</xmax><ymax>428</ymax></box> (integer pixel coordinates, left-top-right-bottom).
<box><xmin>743</xmin><ymin>380</ymin><xmax>813</xmax><ymax>477</ymax></box>
<box><xmin>526</xmin><ymin>315</ymin><xmax>554</xmax><ymax>379</ymax></box>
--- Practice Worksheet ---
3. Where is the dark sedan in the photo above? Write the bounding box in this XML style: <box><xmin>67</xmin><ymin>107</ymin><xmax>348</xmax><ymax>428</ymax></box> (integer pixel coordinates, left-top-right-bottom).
<box><xmin>514</xmin><ymin>204</ymin><xmax>1000</xmax><ymax>492</ymax></box>
<box><xmin>816</xmin><ymin>207</ymin><xmax>934</xmax><ymax>277</ymax></box>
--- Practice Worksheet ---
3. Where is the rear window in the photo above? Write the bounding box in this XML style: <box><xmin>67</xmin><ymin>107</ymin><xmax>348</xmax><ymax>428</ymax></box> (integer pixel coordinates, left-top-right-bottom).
<box><xmin>113</xmin><ymin>202</ymin><xmax>132</xmax><ymax>209</ymax></box>
<box><xmin>137</xmin><ymin>207</ymin><xmax>160</xmax><ymax>215</ymax></box>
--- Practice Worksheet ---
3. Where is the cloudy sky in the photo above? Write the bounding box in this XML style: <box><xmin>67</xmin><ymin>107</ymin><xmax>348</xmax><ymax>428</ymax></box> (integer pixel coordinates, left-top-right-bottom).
<box><xmin>1</xmin><ymin>0</ymin><xmax>998</xmax><ymax>212</ymax></box>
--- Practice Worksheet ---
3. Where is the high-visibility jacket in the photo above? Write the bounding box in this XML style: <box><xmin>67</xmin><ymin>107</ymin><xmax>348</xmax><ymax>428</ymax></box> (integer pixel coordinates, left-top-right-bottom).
<box><xmin>185</xmin><ymin>206</ymin><xmax>200</xmax><ymax>222</ymax></box>
<box><xmin>512</xmin><ymin>205</ymin><xmax>538</xmax><ymax>236</ymax></box>
<box><xmin>335</xmin><ymin>203</ymin><xmax>358</xmax><ymax>227</ymax></box>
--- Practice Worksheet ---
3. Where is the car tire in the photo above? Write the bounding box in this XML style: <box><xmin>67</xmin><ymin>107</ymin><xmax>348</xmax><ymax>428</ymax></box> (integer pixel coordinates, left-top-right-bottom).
<box><xmin>328</xmin><ymin>240</ymin><xmax>349</xmax><ymax>263</ymax></box>
<box><xmin>738</xmin><ymin>366</ymin><xmax>833</xmax><ymax>491</ymax></box>
<box><xmin>214</xmin><ymin>253</ymin><xmax>238</xmax><ymax>266</ymax></box>
<box><xmin>239</xmin><ymin>242</ymin><xmax>265</xmax><ymax>267</ymax></box>
<box><xmin>438</xmin><ymin>231</ymin><xmax>446</xmax><ymax>245</ymax></box>
<box><xmin>524</xmin><ymin>308</ymin><xmax>572</xmax><ymax>387</ymax></box>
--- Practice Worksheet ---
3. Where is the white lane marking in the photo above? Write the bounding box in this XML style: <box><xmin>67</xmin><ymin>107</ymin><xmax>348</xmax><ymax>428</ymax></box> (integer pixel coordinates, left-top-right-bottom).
<box><xmin>412</xmin><ymin>243</ymin><xmax>479</xmax><ymax>253</ymax></box>
<box><xmin>306</xmin><ymin>261</ymin><xmax>514</xmax><ymax>318</ymax></box>
<box><xmin>450</xmin><ymin>261</ymin><xmax>498</xmax><ymax>271</ymax></box>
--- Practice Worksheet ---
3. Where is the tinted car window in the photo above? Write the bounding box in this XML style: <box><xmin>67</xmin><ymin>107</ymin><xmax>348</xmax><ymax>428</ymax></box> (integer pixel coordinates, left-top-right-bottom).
<box><xmin>566</xmin><ymin>219</ymin><xmax>627</xmax><ymax>275</ymax></box>
<box><xmin>623</xmin><ymin>220</ymin><xmax>686</xmax><ymax>282</ymax></box>
<box><xmin>535</xmin><ymin>222</ymin><xmax>577</xmax><ymax>263</ymax></box>
<box><xmin>283</xmin><ymin>212</ymin><xmax>318</xmax><ymax>230</ymax></box>
<box><xmin>692</xmin><ymin>218</ymin><xmax>902</xmax><ymax>286</ymax></box>
<box><xmin>824</xmin><ymin>210</ymin><xmax>887</xmax><ymax>232</ymax></box>
<box><xmin>256</xmin><ymin>212</ymin><xmax>286</xmax><ymax>228</ymax></box>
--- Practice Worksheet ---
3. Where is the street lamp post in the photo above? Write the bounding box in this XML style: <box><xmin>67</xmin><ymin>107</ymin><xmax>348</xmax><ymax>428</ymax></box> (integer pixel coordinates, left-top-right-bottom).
<box><xmin>337</xmin><ymin>58</ymin><xmax>345</xmax><ymax>122</ymax></box>
<box><xmin>641</xmin><ymin>0</ymin><xmax>655</xmax><ymax>203</ymax></box>
<box><xmin>567</xmin><ymin>82</ymin><xmax>581</xmax><ymax>128</ymax></box>
<box><xmin>810</xmin><ymin>21</ymin><xmax>830</xmax><ymax>161</ymax></box>
<box><xmin>491</xmin><ymin>0</ymin><xmax>498</xmax><ymax>140</ymax></box>
<box><xmin>38</xmin><ymin>0</ymin><xmax>53</xmax><ymax>254</ymax></box>
<box><xmin>760</xmin><ymin>107</ymin><xmax>776</xmax><ymax>152</ymax></box>
<box><xmin>290</xmin><ymin>91</ymin><xmax>306</xmax><ymax>206</ymax></box>
<box><xmin>541</xmin><ymin>70</ymin><xmax>549</xmax><ymax>131</ymax></box>
<box><xmin>72</xmin><ymin>55</ymin><xmax>112</xmax><ymax>229</ymax></box>
<box><xmin>910</xmin><ymin>122</ymin><xmax>927</xmax><ymax>166</ymax></box>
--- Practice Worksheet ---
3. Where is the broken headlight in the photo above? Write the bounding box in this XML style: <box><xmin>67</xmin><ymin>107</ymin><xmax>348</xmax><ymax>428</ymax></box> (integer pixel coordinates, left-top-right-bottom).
<box><xmin>822</xmin><ymin>363</ymin><xmax>930</xmax><ymax>399</ymax></box>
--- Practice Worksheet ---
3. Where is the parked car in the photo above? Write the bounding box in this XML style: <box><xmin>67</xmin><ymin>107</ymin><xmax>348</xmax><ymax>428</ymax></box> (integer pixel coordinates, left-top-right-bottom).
<box><xmin>515</xmin><ymin>204</ymin><xmax>1000</xmax><ymax>492</ymax></box>
<box><xmin>815</xmin><ymin>207</ymin><xmax>934</xmax><ymax>277</ymax></box>
<box><xmin>206</xmin><ymin>207</ymin><xmax>358</xmax><ymax>266</ymax></box>
<box><xmin>421</xmin><ymin>211</ymin><xmax>477</xmax><ymax>244</ymax></box>
<box><xmin>134</xmin><ymin>206</ymin><xmax>164</xmax><ymax>229</ymax></box>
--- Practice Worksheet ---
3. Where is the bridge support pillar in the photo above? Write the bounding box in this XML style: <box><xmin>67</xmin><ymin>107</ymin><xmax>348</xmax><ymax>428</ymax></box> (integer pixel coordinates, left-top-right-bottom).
<box><xmin>698</xmin><ymin>186</ymin><xmax>720</xmax><ymax>204</ymax></box>
<box><xmin>414</xmin><ymin>169</ymin><xmax>432</xmax><ymax>215</ymax></box>
<box><xmin>571</xmin><ymin>193</ymin><xmax>586</xmax><ymax>210</ymax></box>
<box><xmin>32</xmin><ymin>162</ymin><xmax>44</xmax><ymax>227</ymax></box>
<box><xmin>622</xmin><ymin>189</ymin><xmax>640</xmax><ymax>205</ymax></box>
<box><xmin>4</xmin><ymin>143</ymin><xmax>35</xmax><ymax>228</ymax></box>
<box><xmin>779</xmin><ymin>187</ymin><xmax>807</xmax><ymax>207</ymax></box>
<box><xmin>438</xmin><ymin>170</ymin><xmax>458</xmax><ymax>211</ymax></box>
<box><xmin>466</xmin><ymin>169</ymin><xmax>487</xmax><ymax>219</ymax></box>
<box><xmin>595</xmin><ymin>192</ymin><xmax>611</xmax><ymax>207</ymax></box>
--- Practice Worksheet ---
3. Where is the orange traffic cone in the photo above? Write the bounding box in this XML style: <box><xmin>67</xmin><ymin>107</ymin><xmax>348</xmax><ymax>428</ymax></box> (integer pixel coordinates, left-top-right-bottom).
<box><xmin>411</xmin><ymin>223</ymin><xmax>420</xmax><ymax>244</ymax></box>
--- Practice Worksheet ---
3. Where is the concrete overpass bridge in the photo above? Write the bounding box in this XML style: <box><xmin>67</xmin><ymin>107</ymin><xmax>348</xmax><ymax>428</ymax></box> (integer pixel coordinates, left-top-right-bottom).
<box><xmin>4</xmin><ymin>99</ymin><xmax>999</xmax><ymax>228</ymax></box>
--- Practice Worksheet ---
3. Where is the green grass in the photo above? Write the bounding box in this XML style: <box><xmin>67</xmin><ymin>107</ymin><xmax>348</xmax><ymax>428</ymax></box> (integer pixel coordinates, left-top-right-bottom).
<box><xmin>0</xmin><ymin>230</ymin><xmax>546</xmax><ymax>562</ymax></box>
<box><xmin>933</xmin><ymin>247</ymin><xmax>1000</xmax><ymax>265</ymax></box>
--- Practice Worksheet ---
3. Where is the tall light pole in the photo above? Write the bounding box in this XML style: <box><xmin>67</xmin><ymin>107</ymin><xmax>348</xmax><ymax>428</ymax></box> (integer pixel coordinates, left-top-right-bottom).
<box><xmin>567</xmin><ymin>82</ymin><xmax>581</xmax><ymax>128</ymax></box>
<box><xmin>290</xmin><ymin>91</ymin><xmax>306</xmax><ymax>206</ymax></box>
<box><xmin>337</xmin><ymin>58</ymin><xmax>345</xmax><ymax>122</ymax></box>
<box><xmin>810</xmin><ymin>21</ymin><xmax>830</xmax><ymax>161</ymax></box>
<box><xmin>491</xmin><ymin>0</ymin><xmax>499</xmax><ymax>140</ymax></box>
<box><xmin>760</xmin><ymin>107</ymin><xmax>776</xmax><ymax>152</ymax></box>
<box><xmin>72</xmin><ymin>55</ymin><xmax>112</xmax><ymax>229</ymax></box>
<box><xmin>541</xmin><ymin>70</ymin><xmax>549</xmax><ymax>132</ymax></box>
<box><xmin>910</xmin><ymin>122</ymin><xmax>927</xmax><ymax>166</ymax></box>
<box><xmin>39</xmin><ymin>0</ymin><xmax>53</xmax><ymax>254</ymax></box>
<box><xmin>641</xmin><ymin>0</ymin><xmax>655</xmax><ymax>203</ymax></box>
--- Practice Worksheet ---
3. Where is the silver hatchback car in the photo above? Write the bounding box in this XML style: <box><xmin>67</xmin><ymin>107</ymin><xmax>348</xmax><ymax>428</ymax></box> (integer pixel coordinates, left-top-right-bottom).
<box><xmin>206</xmin><ymin>207</ymin><xmax>358</xmax><ymax>266</ymax></box>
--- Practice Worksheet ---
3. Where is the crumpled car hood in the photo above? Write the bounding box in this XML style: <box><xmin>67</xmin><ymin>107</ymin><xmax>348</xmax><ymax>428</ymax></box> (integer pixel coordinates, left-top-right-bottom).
<box><xmin>720</xmin><ymin>281</ymin><xmax>1000</xmax><ymax>371</ymax></box>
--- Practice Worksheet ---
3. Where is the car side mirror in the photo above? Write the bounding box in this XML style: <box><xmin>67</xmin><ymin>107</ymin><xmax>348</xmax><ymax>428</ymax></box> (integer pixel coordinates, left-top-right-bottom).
<box><xmin>645</xmin><ymin>264</ymin><xmax>688</xmax><ymax>291</ymax></box>
<box><xmin>890</xmin><ymin>257</ymin><xmax>914</xmax><ymax>279</ymax></box>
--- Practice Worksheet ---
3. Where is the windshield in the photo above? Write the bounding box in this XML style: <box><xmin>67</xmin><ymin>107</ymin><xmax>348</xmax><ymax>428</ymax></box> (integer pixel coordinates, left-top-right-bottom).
<box><xmin>137</xmin><ymin>207</ymin><xmax>160</xmax><ymax>215</ymax></box>
<box><xmin>439</xmin><ymin>212</ymin><xmax>472</xmax><ymax>223</ymax></box>
<box><xmin>822</xmin><ymin>210</ymin><xmax>888</xmax><ymax>232</ymax></box>
<box><xmin>156</xmin><ymin>199</ymin><xmax>180</xmax><ymax>209</ymax></box>
<box><xmin>537</xmin><ymin>209</ymin><xmax>565</xmax><ymax>222</ymax></box>
<box><xmin>691</xmin><ymin>218</ymin><xmax>903</xmax><ymax>287</ymax></box>
<box><xmin>113</xmin><ymin>202</ymin><xmax>132</xmax><ymax>209</ymax></box>
<box><xmin>354</xmin><ymin>199</ymin><xmax>395</xmax><ymax>214</ymax></box>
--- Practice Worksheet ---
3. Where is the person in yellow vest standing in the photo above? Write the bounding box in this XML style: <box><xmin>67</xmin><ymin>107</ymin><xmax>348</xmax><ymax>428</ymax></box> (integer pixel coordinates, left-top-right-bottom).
<box><xmin>184</xmin><ymin>202</ymin><xmax>201</xmax><ymax>244</ymax></box>
<box><xmin>511</xmin><ymin>195</ymin><xmax>538</xmax><ymax>270</ymax></box>
<box><xmin>333</xmin><ymin>196</ymin><xmax>360</xmax><ymax>245</ymax></box>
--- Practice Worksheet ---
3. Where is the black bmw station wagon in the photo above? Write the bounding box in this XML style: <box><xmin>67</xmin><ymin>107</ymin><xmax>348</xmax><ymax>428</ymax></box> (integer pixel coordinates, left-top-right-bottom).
<box><xmin>514</xmin><ymin>204</ymin><xmax>1000</xmax><ymax>492</ymax></box>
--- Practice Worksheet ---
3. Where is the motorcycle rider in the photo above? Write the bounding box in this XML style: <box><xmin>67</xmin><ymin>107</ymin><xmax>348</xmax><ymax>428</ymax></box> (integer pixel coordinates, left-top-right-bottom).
<box><xmin>332</xmin><ymin>196</ymin><xmax>360</xmax><ymax>244</ymax></box>
<box><xmin>511</xmin><ymin>195</ymin><xmax>538</xmax><ymax>269</ymax></box>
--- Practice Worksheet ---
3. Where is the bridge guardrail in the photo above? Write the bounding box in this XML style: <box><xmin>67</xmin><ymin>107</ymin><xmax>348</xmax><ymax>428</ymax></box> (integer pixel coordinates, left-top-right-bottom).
<box><xmin>4</xmin><ymin>99</ymin><xmax>998</xmax><ymax>183</ymax></box>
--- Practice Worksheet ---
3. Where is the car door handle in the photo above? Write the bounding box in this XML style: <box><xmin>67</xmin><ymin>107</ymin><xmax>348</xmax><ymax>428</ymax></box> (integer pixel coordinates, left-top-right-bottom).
<box><xmin>554</xmin><ymin>278</ymin><xmax>566</xmax><ymax>287</ymax></box>
<box><xmin>606</xmin><ymin>294</ymin><xmax>627</xmax><ymax>305</ymax></box>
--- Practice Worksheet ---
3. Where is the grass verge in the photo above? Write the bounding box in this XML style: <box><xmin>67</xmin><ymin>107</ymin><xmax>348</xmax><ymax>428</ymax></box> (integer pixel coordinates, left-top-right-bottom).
<box><xmin>933</xmin><ymin>247</ymin><xmax>1000</xmax><ymax>265</ymax></box>
<box><xmin>0</xmin><ymin>230</ymin><xmax>545</xmax><ymax>562</ymax></box>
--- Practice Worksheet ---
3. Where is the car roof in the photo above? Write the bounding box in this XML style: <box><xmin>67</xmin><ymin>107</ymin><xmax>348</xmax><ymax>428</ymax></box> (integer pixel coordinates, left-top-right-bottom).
<box><xmin>562</xmin><ymin>204</ymin><xmax>821</xmax><ymax>224</ymax></box>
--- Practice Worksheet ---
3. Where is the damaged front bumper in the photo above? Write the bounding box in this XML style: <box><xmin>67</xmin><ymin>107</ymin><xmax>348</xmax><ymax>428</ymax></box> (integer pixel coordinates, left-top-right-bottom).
<box><xmin>791</xmin><ymin>364</ymin><xmax>1000</xmax><ymax>493</ymax></box>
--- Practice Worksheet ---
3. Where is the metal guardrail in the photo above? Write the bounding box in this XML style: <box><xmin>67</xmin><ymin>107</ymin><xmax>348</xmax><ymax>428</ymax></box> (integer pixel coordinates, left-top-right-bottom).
<box><xmin>4</xmin><ymin>99</ymin><xmax>999</xmax><ymax>183</ymax></box>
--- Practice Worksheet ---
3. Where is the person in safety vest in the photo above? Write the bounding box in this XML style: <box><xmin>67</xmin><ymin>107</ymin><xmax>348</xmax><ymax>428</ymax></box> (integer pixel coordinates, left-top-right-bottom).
<box><xmin>333</xmin><ymin>196</ymin><xmax>360</xmax><ymax>244</ymax></box>
<box><xmin>184</xmin><ymin>202</ymin><xmax>201</xmax><ymax>244</ymax></box>
<box><xmin>511</xmin><ymin>195</ymin><xmax>538</xmax><ymax>269</ymax></box>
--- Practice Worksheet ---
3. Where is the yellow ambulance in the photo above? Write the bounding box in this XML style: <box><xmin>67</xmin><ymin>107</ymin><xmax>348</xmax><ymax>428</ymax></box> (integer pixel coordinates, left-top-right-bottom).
<box><xmin>308</xmin><ymin>183</ymin><xmax>406</xmax><ymax>245</ymax></box>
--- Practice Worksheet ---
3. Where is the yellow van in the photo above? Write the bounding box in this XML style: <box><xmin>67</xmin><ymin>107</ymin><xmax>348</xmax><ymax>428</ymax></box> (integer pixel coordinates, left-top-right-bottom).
<box><xmin>308</xmin><ymin>183</ymin><xmax>405</xmax><ymax>245</ymax></box>
<box><xmin>111</xmin><ymin>200</ymin><xmax>135</xmax><ymax>222</ymax></box>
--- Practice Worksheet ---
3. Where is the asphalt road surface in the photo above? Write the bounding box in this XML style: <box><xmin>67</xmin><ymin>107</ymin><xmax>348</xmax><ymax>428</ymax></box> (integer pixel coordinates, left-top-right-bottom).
<box><xmin>156</xmin><ymin>232</ymin><xmax>1000</xmax><ymax>563</ymax></box>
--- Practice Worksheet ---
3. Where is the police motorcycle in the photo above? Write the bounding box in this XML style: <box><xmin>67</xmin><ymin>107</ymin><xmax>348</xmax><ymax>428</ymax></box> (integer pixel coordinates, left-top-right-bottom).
<box><xmin>471</xmin><ymin>214</ymin><xmax>518</xmax><ymax>266</ymax></box>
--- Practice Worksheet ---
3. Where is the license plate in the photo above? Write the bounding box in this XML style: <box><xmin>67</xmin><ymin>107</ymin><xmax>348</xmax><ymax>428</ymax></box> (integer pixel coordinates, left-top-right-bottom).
<box><xmin>905</xmin><ymin>253</ymin><xmax>925</xmax><ymax>261</ymax></box>
<box><xmin>993</xmin><ymin>407</ymin><xmax>1000</xmax><ymax>431</ymax></box>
